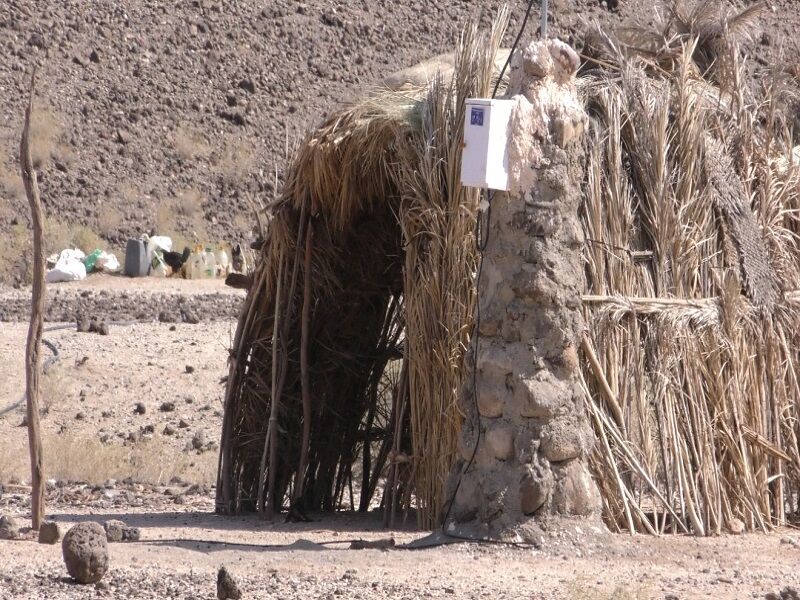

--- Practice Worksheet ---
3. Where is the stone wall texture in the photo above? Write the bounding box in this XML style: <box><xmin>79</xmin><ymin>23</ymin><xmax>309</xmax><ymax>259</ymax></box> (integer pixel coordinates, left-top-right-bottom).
<box><xmin>446</xmin><ymin>39</ymin><xmax>601</xmax><ymax>540</ymax></box>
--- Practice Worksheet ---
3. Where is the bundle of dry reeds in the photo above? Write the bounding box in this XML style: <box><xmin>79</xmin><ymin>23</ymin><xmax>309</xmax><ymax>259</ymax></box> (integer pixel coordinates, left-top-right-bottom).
<box><xmin>397</xmin><ymin>12</ymin><xmax>509</xmax><ymax>529</ymax></box>
<box><xmin>579</xmin><ymin>1</ymin><xmax>800</xmax><ymax>533</ymax></box>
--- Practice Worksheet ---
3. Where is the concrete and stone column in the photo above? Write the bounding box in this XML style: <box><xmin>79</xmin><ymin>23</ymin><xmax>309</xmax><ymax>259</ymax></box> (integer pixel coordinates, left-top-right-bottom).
<box><xmin>445</xmin><ymin>40</ymin><xmax>601</xmax><ymax>539</ymax></box>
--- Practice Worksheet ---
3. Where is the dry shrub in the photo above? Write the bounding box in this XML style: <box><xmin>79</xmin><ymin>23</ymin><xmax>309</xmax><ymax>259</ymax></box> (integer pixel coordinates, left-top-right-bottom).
<box><xmin>156</xmin><ymin>198</ymin><xmax>205</xmax><ymax>251</ymax></box>
<box><xmin>0</xmin><ymin>152</ymin><xmax>29</xmax><ymax>283</ymax></box>
<box><xmin>43</xmin><ymin>218</ymin><xmax>105</xmax><ymax>255</ymax></box>
<box><xmin>53</xmin><ymin>142</ymin><xmax>77</xmax><ymax>167</ymax></box>
<box><xmin>232</xmin><ymin>212</ymin><xmax>255</xmax><ymax>240</ymax></box>
<box><xmin>568</xmin><ymin>580</ymin><xmax>650</xmax><ymax>600</ymax></box>
<box><xmin>173</xmin><ymin>125</ymin><xmax>211</xmax><ymax>161</ymax></box>
<box><xmin>177</xmin><ymin>188</ymin><xmax>204</xmax><ymax>218</ymax></box>
<box><xmin>0</xmin><ymin>160</ymin><xmax>25</xmax><ymax>201</ymax></box>
<box><xmin>0</xmin><ymin>223</ymin><xmax>32</xmax><ymax>284</ymax></box>
<box><xmin>29</xmin><ymin>106</ymin><xmax>61</xmax><ymax>168</ymax></box>
<box><xmin>40</xmin><ymin>363</ymin><xmax>72</xmax><ymax>416</ymax></box>
<box><xmin>97</xmin><ymin>210</ymin><xmax>122</xmax><ymax>237</ymax></box>
<box><xmin>215</xmin><ymin>138</ymin><xmax>256</xmax><ymax>185</ymax></box>
<box><xmin>42</xmin><ymin>215</ymin><xmax>73</xmax><ymax>256</ymax></box>
<box><xmin>0</xmin><ymin>435</ymin><xmax>216</xmax><ymax>486</ymax></box>
<box><xmin>70</xmin><ymin>225</ymin><xmax>106</xmax><ymax>254</ymax></box>
<box><xmin>118</xmin><ymin>182</ymin><xmax>140</xmax><ymax>204</ymax></box>
<box><xmin>155</xmin><ymin>204</ymin><xmax>171</xmax><ymax>234</ymax></box>
<box><xmin>0</xmin><ymin>438</ymin><xmax>27</xmax><ymax>483</ymax></box>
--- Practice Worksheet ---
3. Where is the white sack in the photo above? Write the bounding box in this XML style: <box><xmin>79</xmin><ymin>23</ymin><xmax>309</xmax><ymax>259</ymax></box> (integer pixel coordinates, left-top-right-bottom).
<box><xmin>95</xmin><ymin>251</ymin><xmax>121</xmax><ymax>273</ymax></box>
<box><xmin>45</xmin><ymin>248</ymin><xmax>87</xmax><ymax>283</ymax></box>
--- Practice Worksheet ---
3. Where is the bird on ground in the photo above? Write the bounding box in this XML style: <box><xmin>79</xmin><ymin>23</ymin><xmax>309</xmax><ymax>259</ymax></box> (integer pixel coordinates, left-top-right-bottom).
<box><xmin>161</xmin><ymin>247</ymin><xmax>191</xmax><ymax>274</ymax></box>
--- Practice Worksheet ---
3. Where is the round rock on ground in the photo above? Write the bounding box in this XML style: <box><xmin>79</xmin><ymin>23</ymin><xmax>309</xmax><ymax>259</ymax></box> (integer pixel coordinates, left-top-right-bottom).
<box><xmin>726</xmin><ymin>518</ymin><xmax>746</xmax><ymax>535</ymax></box>
<box><xmin>104</xmin><ymin>519</ymin><xmax>126</xmax><ymax>543</ymax></box>
<box><xmin>62</xmin><ymin>522</ymin><xmax>109</xmax><ymax>584</ymax></box>
<box><xmin>38</xmin><ymin>520</ymin><xmax>61</xmax><ymax>544</ymax></box>
<box><xmin>0</xmin><ymin>515</ymin><xmax>19</xmax><ymax>540</ymax></box>
<box><xmin>217</xmin><ymin>566</ymin><xmax>242</xmax><ymax>600</ymax></box>
<box><xmin>104</xmin><ymin>519</ymin><xmax>140</xmax><ymax>542</ymax></box>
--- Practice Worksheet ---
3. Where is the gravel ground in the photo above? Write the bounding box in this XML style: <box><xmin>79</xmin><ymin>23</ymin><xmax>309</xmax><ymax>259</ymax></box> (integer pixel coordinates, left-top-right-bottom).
<box><xmin>0</xmin><ymin>274</ymin><xmax>244</xmax><ymax>322</ymax></box>
<box><xmin>0</xmin><ymin>318</ymin><xmax>231</xmax><ymax>486</ymax></box>
<box><xmin>0</xmin><ymin>495</ymin><xmax>799</xmax><ymax>600</ymax></box>
<box><xmin>1</xmin><ymin>313</ymin><xmax>800</xmax><ymax>600</ymax></box>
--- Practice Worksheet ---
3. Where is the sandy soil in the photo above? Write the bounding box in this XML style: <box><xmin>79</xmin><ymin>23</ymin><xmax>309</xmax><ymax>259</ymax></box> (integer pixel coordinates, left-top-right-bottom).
<box><xmin>39</xmin><ymin>273</ymin><xmax>246</xmax><ymax>294</ymax></box>
<box><xmin>1</xmin><ymin>300</ymin><xmax>799</xmax><ymax>599</ymax></box>
<box><xmin>0</xmin><ymin>319</ymin><xmax>231</xmax><ymax>485</ymax></box>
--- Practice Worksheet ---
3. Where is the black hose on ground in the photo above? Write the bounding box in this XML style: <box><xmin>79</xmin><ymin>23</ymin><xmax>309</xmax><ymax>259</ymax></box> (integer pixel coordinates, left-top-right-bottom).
<box><xmin>0</xmin><ymin>320</ymin><xmax>138</xmax><ymax>417</ymax></box>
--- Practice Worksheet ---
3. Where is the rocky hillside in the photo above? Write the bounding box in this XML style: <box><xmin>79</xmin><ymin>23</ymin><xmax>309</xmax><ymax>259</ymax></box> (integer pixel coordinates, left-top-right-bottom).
<box><xmin>0</xmin><ymin>0</ymin><xmax>794</xmax><ymax>285</ymax></box>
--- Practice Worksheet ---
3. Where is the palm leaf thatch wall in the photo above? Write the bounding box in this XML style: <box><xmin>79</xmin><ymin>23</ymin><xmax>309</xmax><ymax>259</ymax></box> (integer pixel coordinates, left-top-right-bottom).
<box><xmin>579</xmin><ymin>1</ymin><xmax>800</xmax><ymax>533</ymax></box>
<box><xmin>218</xmin><ymin>1</ymin><xmax>800</xmax><ymax>533</ymax></box>
<box><xmin>216</xmin><ymin>12</ymin><xmax>509</xmax><ymax>528</ymax></box>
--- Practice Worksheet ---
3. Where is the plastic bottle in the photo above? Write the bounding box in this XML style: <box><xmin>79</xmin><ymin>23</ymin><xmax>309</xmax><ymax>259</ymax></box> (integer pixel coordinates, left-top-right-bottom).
<box><xmin>203</xmin><ymin>248</ymin><xmax>217</xmax><ymax>279</ymax></box>
<box><xmin>83</xmin><ymin>249</ymin><xmax>103</xmax><ymax>273</ymax></box>
<box><xmin>188</xmin><ymin>249</ymin><xmax>204</xmax><ymax>280</ymax></box>
<box><xmin>215</xmin><ymin>248</ymin><xmax>230</xmax><ymax>277</ymax></box>
<box><xmin>151</xmin><ymin>251</ymin><xmax>168</xmax><ymax>277</ymax></box>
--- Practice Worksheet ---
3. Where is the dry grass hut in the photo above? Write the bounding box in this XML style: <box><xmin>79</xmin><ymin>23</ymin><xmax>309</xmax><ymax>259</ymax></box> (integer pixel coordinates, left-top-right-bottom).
<box><xmin>217</xmin><ymin>2</ymin><xmax>800</xmax><ymax>534</ymax></box>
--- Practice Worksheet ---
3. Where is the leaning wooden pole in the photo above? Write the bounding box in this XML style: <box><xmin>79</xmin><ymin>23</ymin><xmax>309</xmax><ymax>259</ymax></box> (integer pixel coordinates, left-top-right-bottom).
<box><xmin>20</xmin><ymin>70</ymin><xmax>45</xmax><ymax>530</ymax></box>
<box><xmin>294</xmin><ymin>220</ymin><xmax>314</xmax><ymax>505</ymax></box>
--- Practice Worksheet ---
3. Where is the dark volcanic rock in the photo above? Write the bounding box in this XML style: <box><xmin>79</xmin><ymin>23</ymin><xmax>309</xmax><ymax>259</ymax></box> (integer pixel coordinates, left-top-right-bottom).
<box><xmin>38</xmin><ymin>521</ymin><xmax>61</xmax><ymax>544</ymax></box>
<box><xmin>0</xmin><ymin>515</ymin><xmax>19</xmax><ymax>540</ymax></box>
<box><xmin>62</xmin><ymin>522</ymin><xmax>109</xmax><ymax>584</ymax></box>
<box><xmin>103</xmin><ymin>519</ymin><xmax>140</xmax><ymax>543</ymax></box>
<box><xmin>217</xmin><ymin>566</ymin><xmax>242</xmax><ymax>600</ymax></box>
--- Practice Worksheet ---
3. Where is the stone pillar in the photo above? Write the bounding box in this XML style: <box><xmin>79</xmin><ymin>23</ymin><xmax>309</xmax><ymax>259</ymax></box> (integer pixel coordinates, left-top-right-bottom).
<box><xmin>445</xmin><ymin>40</ymin><xmax>601</xmax><ymax>540</ymax></box>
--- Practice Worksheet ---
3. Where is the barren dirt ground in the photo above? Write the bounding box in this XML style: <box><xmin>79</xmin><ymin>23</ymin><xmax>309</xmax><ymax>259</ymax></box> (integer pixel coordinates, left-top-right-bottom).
<box><xmin>0</xmin><ymin>280</ymin><xmax>799</xmax><ymax>599</ymax></box>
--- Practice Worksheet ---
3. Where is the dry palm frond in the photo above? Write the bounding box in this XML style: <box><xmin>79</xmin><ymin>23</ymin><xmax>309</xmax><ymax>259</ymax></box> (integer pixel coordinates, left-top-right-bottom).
<box><xmin>581</xmin><ymin>1</ymin><xmax>800</xmax><ymax>535</ymax></box>
<box><xmin>399</xmin><ymin>8</ymin><xmax>509</xmax><ymax>529</ymax></box>
<box><xmin>583</xmin><ymin>0</ymin><xmax>766</xmax><ymax>86</ymax></box>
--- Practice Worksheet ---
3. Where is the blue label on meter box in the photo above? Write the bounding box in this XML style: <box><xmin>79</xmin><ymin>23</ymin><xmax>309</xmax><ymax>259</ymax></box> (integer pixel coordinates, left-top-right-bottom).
<box><xmin>470</xmin><ymin>107</ymin><xmax>484</xmax><ymax>126</ymax></box>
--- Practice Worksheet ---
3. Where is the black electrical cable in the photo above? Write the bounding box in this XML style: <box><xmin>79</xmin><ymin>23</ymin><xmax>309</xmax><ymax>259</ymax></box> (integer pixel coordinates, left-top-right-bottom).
<box><xmin>440</xmin><ymin>0</ymin><xmax>538</xmax><ymax>537</ymax></box>
<box><xmin>491</xmin><ymin>0</ymin><xmax>538</xmax><ymax>99</ymax></box>
<box><xmin>0</xmin><ymin>320</ymin><xmax>141</xmax><ymax>417</ymax></box>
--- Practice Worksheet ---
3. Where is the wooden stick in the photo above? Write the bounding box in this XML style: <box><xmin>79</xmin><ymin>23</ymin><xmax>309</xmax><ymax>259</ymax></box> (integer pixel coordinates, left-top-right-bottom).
<box><xmin>20</xmin><ymin>70</ymin><xmax>45</xmax><ymax>530</ymax></box>
<box><xmin>294</xmin><ymin>220</ymin><xmax>314</xmax><ymax>504</ymax></box>
<box><xmin>267</xmin><ymin>205</ymin><xmax>306</xmax><ymax>514</ymax></box>
<box><xmin>389</xmin><ymin>361</ymin><xmax>409</xmax><ymax>529</ymax></box>
<box><xmin>259</xmin><ymin>250</ymin><xmax>284</xmax><ymax>518</ymax></box>
<box><xmin>581</xmin><ymin>333</ymin><xmax>626</xmax><ymax>432</ymax></box>
<box><xmin>582</xmin><ymin>292</ymin><xmax>800</xmax><ymax>312</ymax></box>
<box><xmin>585</xmin><ymin>380</ymin><xmax>635</xmax><ymax>535</ymax></box>
<box><xmin>216</xmin><ymin>260</ymin><xmax>267</xmax><ymax>514</ymax></box>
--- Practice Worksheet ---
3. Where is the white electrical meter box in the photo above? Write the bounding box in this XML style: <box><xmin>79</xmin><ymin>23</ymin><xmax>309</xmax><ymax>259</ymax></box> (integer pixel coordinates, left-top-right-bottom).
<box><xmin>460</xmin><ymin>98</ymin><xmax>514</xmax><ymax>191</ymax></box>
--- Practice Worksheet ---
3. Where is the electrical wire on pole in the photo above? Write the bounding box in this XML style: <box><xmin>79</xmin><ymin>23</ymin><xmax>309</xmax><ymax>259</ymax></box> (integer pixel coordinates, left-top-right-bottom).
<box><xmin>541</xmin><ymin>0</ymin><xmax>548</xmax><ymax>38</ymax></box>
